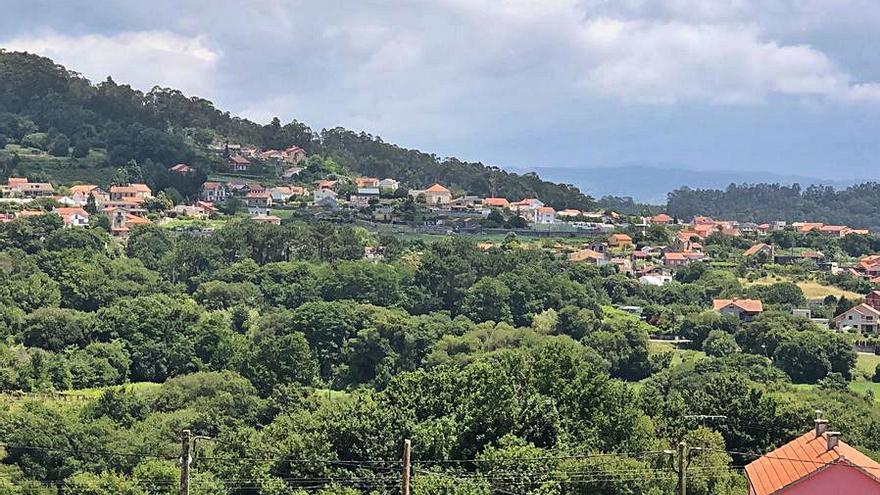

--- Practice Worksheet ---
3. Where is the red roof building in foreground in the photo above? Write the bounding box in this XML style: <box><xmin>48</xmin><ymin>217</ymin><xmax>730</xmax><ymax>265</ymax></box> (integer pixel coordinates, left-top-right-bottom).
<box><xmin>745</xmin><ymin>420</ymin><xmax>880</xmax><ymax>495</ymax></box>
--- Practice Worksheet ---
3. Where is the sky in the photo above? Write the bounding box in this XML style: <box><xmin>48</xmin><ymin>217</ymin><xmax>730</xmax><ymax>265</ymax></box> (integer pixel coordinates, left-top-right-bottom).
<box><xmin>2</xmin><ymin>0</ymin><xmax>880</xmax><ymax>180</ymax></box>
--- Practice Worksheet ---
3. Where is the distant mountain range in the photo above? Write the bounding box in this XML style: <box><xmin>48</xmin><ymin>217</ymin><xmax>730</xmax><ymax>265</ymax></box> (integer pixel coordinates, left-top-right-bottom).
<box><xmin>508</xmin><ymin>165</ymin><xmax>866</xmax><ymax>204</ymax></box>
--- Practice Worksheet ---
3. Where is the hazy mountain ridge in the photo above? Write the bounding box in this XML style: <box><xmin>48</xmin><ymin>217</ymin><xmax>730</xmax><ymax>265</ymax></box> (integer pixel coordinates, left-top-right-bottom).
<box><xmin>512</xmin><ymin>165</ymin><xmax>865</xmax><ymax>203</ymax></box>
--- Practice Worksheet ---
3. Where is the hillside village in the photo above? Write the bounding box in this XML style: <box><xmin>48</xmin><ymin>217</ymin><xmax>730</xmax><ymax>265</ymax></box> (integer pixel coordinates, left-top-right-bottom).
<box><xmin>3</xmin><ymin>152</ymin><xmax>880</xmax><ymax>336</ymax></box>
<box><xmin>7</xmin><ymin>50</ymin><xmax>880</xmax><ymax>495</ymax></box>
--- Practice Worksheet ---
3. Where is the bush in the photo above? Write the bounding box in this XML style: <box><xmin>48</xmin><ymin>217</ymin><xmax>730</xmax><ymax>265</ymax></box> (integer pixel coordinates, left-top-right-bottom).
<box><xmin>72</xmin><ymin>139</ymin><xmax>90</xmax><ymax>158</ymax></box>
<box><xmin>48</xmin><ymin>134</ymin><xmax>70</xmax><ymax>156</ymax></box>
<box><xmin>21</xmin><ymin>132</ymin><xmax>49</xmax><ymax>150</ymax></box>
<box><xmin>703</xmin><ymin>330</ymin><xmax>740</xmax><ymax>357</ymax></box>
<box><xmin>873</xmin><ymin>364</ymin><xmax>880</xmax><ymax>383</ymax></box>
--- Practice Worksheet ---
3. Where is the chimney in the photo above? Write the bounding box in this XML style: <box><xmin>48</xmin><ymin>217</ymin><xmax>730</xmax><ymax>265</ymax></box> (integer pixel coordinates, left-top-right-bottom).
<box><xmin>827</xmin><ymin>431</ymin><xmax>841</xmax><ymax>451</ymax></box>
<box><xmin>814</xmin><ymin>419</ymin><xmax>828</xmax><ymax>438</ymax></box>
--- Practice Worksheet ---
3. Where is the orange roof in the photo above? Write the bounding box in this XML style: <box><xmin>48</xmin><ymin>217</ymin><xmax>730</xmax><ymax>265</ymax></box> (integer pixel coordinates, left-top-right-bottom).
<box><xmin>537</xmin><ymin>206</ymin><xmax>555</xmax><ymax>214</ymax></box>
<box><xmin>610</xmin><ymin>233</ymin><xmax>632</xmax><ymax>242</ymax></box>
<box><xmin>425</xmin><ymin>183</ymin><xmax>450</xmax><ymax>193</ymax></box>
<box><xmin>54</xmin><ymin>207</ymin><xmax>88</xmax><ymax>217</ymax></box>
<box><xmin>568</xmin><ymin>249</ymin><xmax>604</xmax><ymax>262</ymax></box>
<box><xmin>745</xmin><ymin>430</ymin><xmax>880</xmax><ymax>495</ymax></box>
<box><xmin>7</xmin><ymin>177</ymin><xmax>28</xmax><ymax>186</ymax></box>
<box><xmin>664</xmin><ymin>252</ymin><xmax>686</xmax><ymax>260</ymax></box>
<box><xmin>483</xmin><ymin>197</ymin><xmax>510</xmax><ymax>207</ymax></box>
<box><xmin>650</xmin><ymin>213</ymin><xmax>673</xmax><ymax>222</ymax></box>
<box><xmin>744</xmin><ymin>243</ymin><xmax>771</xmax><ymax>256</ymax></box>
<box><xmin>125</xmin><ymin>214</ymin><xmax>151</xmax><ymax>225</ymax></box>
<box><xmin>69</xmin><ymin>184</ymin><xmax>99</xmax><ymax>195</ymax></box>
<box><xmin>111</xmin><ymin>184</ymin><xmax>151</xmax><ymax>194</ymax></box>
<box><xmin>713</xmin><ymin>298</ymin><xmax>763</xmax><ymax>313</ymax></box>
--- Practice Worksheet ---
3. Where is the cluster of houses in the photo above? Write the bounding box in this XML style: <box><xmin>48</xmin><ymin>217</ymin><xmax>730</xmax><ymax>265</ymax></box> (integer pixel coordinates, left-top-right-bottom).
<box><xmin>205</xmin><ymin>143</ymin><xmax>308</xmax><ymax>174</ymax></box>
<box><xmin>559</xmin><ymin>227</ymin><xmax>709</xmax><ymax>280</ymax></box>
<box><xmin>0</xmin><ymin>177</ymin><xmax>159</xmax><ymax>235</ymax></box>
<box><xmin>644</xmin><ymin>214</ymin><xmax>870</xmax><ymax>238</ymax></box>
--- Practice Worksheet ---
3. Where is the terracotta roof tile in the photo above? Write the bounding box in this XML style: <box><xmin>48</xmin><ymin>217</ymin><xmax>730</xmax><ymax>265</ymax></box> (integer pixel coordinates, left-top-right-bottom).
<box><xmin>745</xmin><ymin>430</ymin><xmax>880</xmax><ymax>495</ymax></box>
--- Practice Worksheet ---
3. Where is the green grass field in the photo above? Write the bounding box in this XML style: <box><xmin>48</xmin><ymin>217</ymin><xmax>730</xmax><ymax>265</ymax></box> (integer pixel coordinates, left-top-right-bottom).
<box><xmin>648</xmin><ymin>341</ymin><xmax>707</xmax><ymax>367</ymax></box>
<box><xmin>856</xmin><ymin>352</ymin><xmax>880</xmax><ymax>376</ymax></box>
<box><xmin>160</xmin><ymin>217</ymin><xmax>228</xmax><ymax>230</ymax></box>
<box><xmin>1</xmin><ymin>144</ymin><xmax>116</xmax><ymax>185</ymax></box>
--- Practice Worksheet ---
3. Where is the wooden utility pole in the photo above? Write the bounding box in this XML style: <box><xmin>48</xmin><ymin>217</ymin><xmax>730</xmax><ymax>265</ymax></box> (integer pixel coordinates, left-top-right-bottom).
<box><xmin>401</xmin><ymin>439</ymin><xmax>412</xmax><ymax>495</ymax></box>
<box><xmin>180</xmin><ymin>429</ymin><xmax>192</xmax><ymax>495</ymax></box>
<box><xmin>677</xmin><ymin>441</ymin><xmax>687</xmax><ymax>495</ymax></box>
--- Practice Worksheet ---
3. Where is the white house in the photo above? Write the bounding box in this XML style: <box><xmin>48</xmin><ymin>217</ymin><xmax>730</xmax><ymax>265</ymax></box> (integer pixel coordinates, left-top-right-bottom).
<box><xmin>53</xmin><ymin>207</ymin><xmax>90</xmax><ymax>227</ymax></box>
<box><xmin>379</xmin><ymin>178</ymin><xmax>400</xmax><ymax>191</ymax></box>
<box><xmin>533</xmin><ymin>206</ymin><xmax>556</xmax><ymax>224</ymax></box>
<box><xmin>200</xmin><ymin>182</ymin><xmax>229</xmax><ymax>202</ymax></box>
<box><xmin>833</xmin><ymin>303</ymin><xmax>880</xmax><ymax>333</ymax></box>
<box><xmin>638</xmin><ymin>275</ymin><xmax>673</xmax><ymax>286</ymax></box>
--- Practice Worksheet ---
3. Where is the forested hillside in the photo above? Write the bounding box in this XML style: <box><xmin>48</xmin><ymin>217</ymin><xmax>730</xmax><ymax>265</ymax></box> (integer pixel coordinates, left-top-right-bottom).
<box><xmin>0</xmin><ymin>50</ymin><xmax>595</xmax><ymax>209</ymax></box>
<box><xmin>1</xmin><ymin>213</ymin><xmax>879</xmax><ymax>494</ymax></box>
<box><xmin>667</xmin><ymin>183</ymin><xmax>880</xmax><ymax>230</ymax></box>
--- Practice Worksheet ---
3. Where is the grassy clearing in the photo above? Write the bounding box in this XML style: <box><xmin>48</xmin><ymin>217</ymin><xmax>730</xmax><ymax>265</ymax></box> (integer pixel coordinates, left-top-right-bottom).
<box><xmin>648</xmin><ymin>341</ymin><xmax>706</xmax><ymax>367</ymax></box>
<box><xmin>786</xmin><ymin>354</ymin><xmax>880</xmax><ymax>402</ymax></box>
<box><xmin>270</xmin><ymin>208</ymin><xmax>298</xmax><ymax>219</ymax></box>
<box><xmin>160</xmin><ymin>217</ymin><xmax>228</xmax><ymax>230</ymax></box>
<box><xmin>740</xmin><ymin>275</ymin><xmax>863</xmax><ymax>300</ymax></box>
<box><xmin>857</xmin><ymin>352</ymin><xmax>880</xmax><ymax>377</ymax></box>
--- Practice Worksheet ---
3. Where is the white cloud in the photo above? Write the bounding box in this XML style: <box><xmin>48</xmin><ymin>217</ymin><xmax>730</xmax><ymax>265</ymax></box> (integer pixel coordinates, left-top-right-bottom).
<box><xmin>573</xmin><ymin>18</ymin><xmax>880</xmax><ymax>104</ymax></box>
<box><xmin>3</xmin><ymin>31</ymin><xmax>221</xmax><ymax>96</ymax></box>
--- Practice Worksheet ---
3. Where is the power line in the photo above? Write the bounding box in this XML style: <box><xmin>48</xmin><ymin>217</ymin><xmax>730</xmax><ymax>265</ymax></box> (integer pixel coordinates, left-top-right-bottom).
<box><xmin>0</xmin><ymin>442</ymin><xmax>176</xmax><ymax>460</ymax></box>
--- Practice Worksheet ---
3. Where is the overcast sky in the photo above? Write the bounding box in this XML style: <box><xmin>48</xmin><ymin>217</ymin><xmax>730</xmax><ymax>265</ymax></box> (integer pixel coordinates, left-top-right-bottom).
<box><xmin>3</xmin><ymin>0</ymin><xmax>880</xmax><ymax>179</ymax></box>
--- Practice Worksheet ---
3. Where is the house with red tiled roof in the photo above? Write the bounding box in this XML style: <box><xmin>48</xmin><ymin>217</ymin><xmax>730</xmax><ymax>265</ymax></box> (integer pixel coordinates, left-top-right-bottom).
<box><xmin>608</xmin><ymin>233</ymin><xmax>634</xmax><ymax>250</ymax></box>
<box><xmin>745</xmin><ymin>420</ymin><xmax>880</xmax><ymax>495</ymax></box>
<box><xmin>483</xmin><ymin>197</ymin><xmax>510</xmax><ymax>208</ymax></box>
<box><xmin>200</xmin><ymin>182</ymin><xmax>229</xmax><ymax>203</ymax></box>
<box><xmin>818</xmin><ymin>225</ymin><xmax>851</xmax><ymax>238</ymax></box>
<box><xmin>834</xmin><ymin>303</ymin><xmax>880</xmax><ymax>333</ymax></box>
<box><xmin>52</xmin><ymin>207</ymin><xmax>89</xmax><ymax>227</ymax></box>
<box><xmin>355</xmin><ymin>177</ymin><xmax>380</xmax><ymax>188</ymax></box>
<box><xmin>110</xmin><ymin>184</ymin><xmax>152</xmax><ymax>203</ymax></box>
<box><xmin>714</xmin><ymin>298</ymin><xmax>764</xmax><ymax>321</ymax></box>
<box><xmin>792</xmin><ymin>222</ymin><xmax>824</xmax><ymax>233</ymax></box>
<box><xmin>169</xmin><ymin>163</ymin><xmax>194</xmax><ymax>174</ymax></box>
<box><xmin>744</xmin><ymin>243</ymin><xmax>774</xmax><ymax>258</ymax></box>
<box><xmin>568</xmin><ymin>248</ymin><xmax>607</xmax><ymax>266</ymax></box>
<box><xmin>2</xmin><ymin>177</ymin><xmax>54</xmax><ymax>198</ymax></box>
<box><xmin>245</xmin><ymin>191</ymin><xmax>272</xmax><ymax>215</ymax></box>
<box><xmin>227</xmin><ymin>154</ymin><xmax>251</xmax><ymax>172</ymax></box>
<box><xmin>409</xmin><ymin>184</ymin><xmax>453</xmax><ymax>205</ymax></box>
<box><xmin>674</xmin><ymin>231</ymin><xmax>701</xmax><ymax>251</ymax></box>
<box><xmin>106</xmin><ymin>208</ymin><xmax>151</xmax><ymax>236</ymax></box>
<box><xmin>663</xmin><ymin>252</ymin><xmax>688</xmax><ymax>267</ymax></box>
<box><xmin>648</xmin><ymin>213</ymin><xmax>674</xmax><ymax>225</ymax></box>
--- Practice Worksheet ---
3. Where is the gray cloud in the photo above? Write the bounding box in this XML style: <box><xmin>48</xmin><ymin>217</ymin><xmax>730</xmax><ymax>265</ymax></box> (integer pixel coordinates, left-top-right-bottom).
<box><xmin>2</xmin><ymin>0</ymin><xmax>880</xmax><ymax>178</ymax></box>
